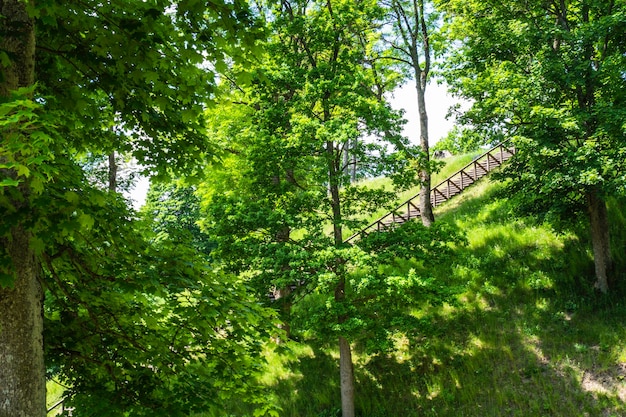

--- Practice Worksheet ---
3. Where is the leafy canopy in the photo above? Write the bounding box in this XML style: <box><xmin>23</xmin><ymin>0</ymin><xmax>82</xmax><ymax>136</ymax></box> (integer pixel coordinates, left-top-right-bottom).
<box><xmin>439</xmin><ymin>0</ymin><xmax>626</xmax><ymax>220</ymax></box>
<box><xmin>1</xmin><ymin>0</ymin><xmax>278</xmax><ymax>413</ymax></box>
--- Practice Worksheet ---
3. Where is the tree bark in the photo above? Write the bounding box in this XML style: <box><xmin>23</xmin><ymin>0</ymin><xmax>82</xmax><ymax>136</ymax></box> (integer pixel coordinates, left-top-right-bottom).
<box><xmin>328</xmin><ymin>140</ymin><xmax>343</xmax><ymax>245</ymax></box>
<box><xmin>339</xmin><ymin>335</ymin><xmax>355</xmax><ymax>417</ymax></box>
<box><xmin>108</xmin><ymin>151</ymin><xmax>118</xmax><ymax>192</ymax></box>
<box><xmin>404</xmin><ymin>0</ymin><xmax>434</xmax><ymax>227</ymax></box>
<box><xmin>586</xmin><ymin>188</ymin><xmax>612</xmax><ymax>293</ymax></box>
<box><xmin>0</xmin><ymin>1</ymin><xmax>46</xmax><ymax>416</ymax></box>
<box><xmin>0</xmin><ymin>0</ymin><xmax>35</xmax><ymax>97</ymax></box>
<box><xmin>0</xmin><ymin>229</ymin><xmax>46</xmax><ymax>417</ymax></box>
<box><xmin>327</xmin><ymin>138</ymin><xmax>356</xmax><ymax>417</ymax></box>
<box><xmin>335</xmin><ymin>274</ymin><xmax>355</xmax><ymax>417</ymax></box>
<box><xmin>416</xmin><ymin>78</ymin><xmax>434</xmax><ymax>226</ymax></box>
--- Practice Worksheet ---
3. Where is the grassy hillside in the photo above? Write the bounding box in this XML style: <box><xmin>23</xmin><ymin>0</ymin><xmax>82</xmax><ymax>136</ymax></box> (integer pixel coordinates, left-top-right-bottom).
<box><xmin>208</xmin><ymin>159</ymin><xmax>626</xmax><ymax>417</ymax></box>
<box><xmin>345</xmin><ymin>151</ymin><xmax>482</xmax><ymax>237</ymax></box>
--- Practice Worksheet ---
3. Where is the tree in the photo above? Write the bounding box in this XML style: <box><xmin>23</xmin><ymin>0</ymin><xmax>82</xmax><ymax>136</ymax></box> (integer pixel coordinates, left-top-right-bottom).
<box><xmin>432</xmin><ymin>125</ymin><xmax>487</xmax><ymax>154</ymax></box>
<box><xmin>382</xmin><ymin>0</ymin><xmax>442</xmax><ymax>226</ymax></box>
<box><xmin>142</xmin><ymin>181</ymin><xmax>215</xmax><ymax>256</ymax></box>
<box><xmin>0</xmin><ymin>0</ymin><xmax>269</xmax><ymax>414</ymax></box>
<box><xmin>200</xmin><ymin>1</ymin><xmax>419</xmax><ymax>415</ymax></box>
<box><xmin>0</xmin><ymin>2</ymin><xmax>45</xmax><ymax>415</ymax></box>
<box><xmin>43</xmin><ymin>191</ymin><xmax>274</xmax><ymax>416</ymax></box>
<box><xmin>439</xmin><ymin>0</ymin><xmax>626</xmax><ymax>292</ymax></box>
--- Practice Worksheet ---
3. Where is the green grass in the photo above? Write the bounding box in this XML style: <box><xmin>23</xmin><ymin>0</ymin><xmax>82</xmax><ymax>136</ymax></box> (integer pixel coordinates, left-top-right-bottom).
<box><xmin>215</xmin><ymin>160</ymin><xmax>626</xmax><ymax>417</ymax></box>
<box><xmin>46</xmin><ymin>379</ymin><xmax>66</xmax><ymax>416</ymax></box>
<box><xmin>345</xmin><ymin>152</ymin><xmax>482</xmax><ymax>237</ymax></box>
<box><xmin>395</xmin><ymin>151</ymin><xmax>483</xmax><ymax>207</ymax></box>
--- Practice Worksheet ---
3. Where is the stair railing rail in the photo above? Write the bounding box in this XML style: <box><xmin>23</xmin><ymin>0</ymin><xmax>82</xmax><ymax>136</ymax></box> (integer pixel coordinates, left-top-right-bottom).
<box><xmin>344</xmin><ymin>141</ymin><xmax>516</xmax><ymax>243</ymax></box>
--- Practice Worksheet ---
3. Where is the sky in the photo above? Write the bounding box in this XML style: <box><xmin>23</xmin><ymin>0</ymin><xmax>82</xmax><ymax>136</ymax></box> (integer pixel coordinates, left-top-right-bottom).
<box><xmin>388</xmin><ymin>80</ymin><xmax>460</xmax><ymax>146</ymax></box>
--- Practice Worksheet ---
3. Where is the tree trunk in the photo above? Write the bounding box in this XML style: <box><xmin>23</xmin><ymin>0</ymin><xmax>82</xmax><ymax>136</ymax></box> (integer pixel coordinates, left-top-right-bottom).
<box><xmin>327</xmin><ymin>139</ymin><xmax>356</xmax><ymax>417</ymax></box>
<box><xmin>339</xmin><ymin>335</ymin><xmax>355</xmax><ymax>417</ymax></box>
<box><xmin>328</xmin><ymin>141</ymin><xmax>343</xmax><ymax>245</ymax></box>
<box><xmin>0</xmin><ymin>0</ymin><xmax>35</xmax><ymax>97</ymax></box>
<box><xmin>409</xmin><ymin>0</ymin><xmax>435</xmax><ymax>227</ymax></box>
<box><xmin>0</xmin><ymin>1</ymin><xmax>46</xmax><ymax>416</ymax></box>
<box><xmin>416</xmin><ymin>79</ymin><xmax>434</xmax><ymax>227</ymax></box>
<box><xmin>108</xmin><ymin>151</ymin><xmax>118</xmax><ymax>192</ymax></box>
<box><xmin>0</xmin><ymin>228</ymin><xmax>46</xmax><ymax>417</ymax></box>
<box><xmin>271</xmin><ymin>285</ymin><xmax>292</xmax><ymax>342</ymax></box>
<box><xmin>335</xmin><ymin>275</ymin><xmax>355</xmax><ymax>417</ymax></box>
<box><xmin>586</xmin><ymin>188</ymin><xmax>612</xmax><ymax>293</ymax></box>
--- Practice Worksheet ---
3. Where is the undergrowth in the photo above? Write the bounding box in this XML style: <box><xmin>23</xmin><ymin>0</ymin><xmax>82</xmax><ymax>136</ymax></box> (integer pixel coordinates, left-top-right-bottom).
<box><xmin>201</xmin><ymin>159</ymin><xmax>626</xmax><ymax>417</ymax></box>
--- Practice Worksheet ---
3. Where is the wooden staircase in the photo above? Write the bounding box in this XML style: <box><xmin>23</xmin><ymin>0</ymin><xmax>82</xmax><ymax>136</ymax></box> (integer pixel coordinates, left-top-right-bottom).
<box><xmin>345</xmin><ymin>142</ymin><xmax>516</xmax><ymax>243</ymax></box>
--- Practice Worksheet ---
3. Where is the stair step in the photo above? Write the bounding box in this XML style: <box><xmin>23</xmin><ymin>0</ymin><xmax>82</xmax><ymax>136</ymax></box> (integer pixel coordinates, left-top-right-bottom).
<box><xmin>345</xmin><ymin>143</ymin><xmax>516</xmax><ymax>243</ymax></box>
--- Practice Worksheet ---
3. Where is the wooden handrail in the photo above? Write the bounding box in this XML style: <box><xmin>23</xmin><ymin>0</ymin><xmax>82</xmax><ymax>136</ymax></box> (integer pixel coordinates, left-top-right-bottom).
<box><xmin>345</xmin><ymin>142</ymin><xmax>516</xmax><ymax>243</ymax></box>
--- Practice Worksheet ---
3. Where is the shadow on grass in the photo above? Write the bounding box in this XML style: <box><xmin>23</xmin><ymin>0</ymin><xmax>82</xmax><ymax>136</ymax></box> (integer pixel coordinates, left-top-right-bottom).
<box><xmin>267</xmin><ymin>343</ymin><xmax>341</xmax><ymax>417</ymax></box>
<box><xmin>347</xmin><ymin>284</ymin><xmax>626</xmax><ymax>416</ymax></box>
<box><xmin>267</xmin><ymin>287</ymin><xmax>626</xmax><ymax>416</ymax></box>
<box><xmin>227</xmin><ymin>180</ymin><xmax>626</xmax><ymax>417</ymax></box>
<box><xmin>413</xmin><ymin>180</ymin><xmax>626</xmax><ymax>416</ymax></box>
<box><xmin>350</xmin><ymin>179</ymin><xmax>626</xmax><ymax>416</ymax></box>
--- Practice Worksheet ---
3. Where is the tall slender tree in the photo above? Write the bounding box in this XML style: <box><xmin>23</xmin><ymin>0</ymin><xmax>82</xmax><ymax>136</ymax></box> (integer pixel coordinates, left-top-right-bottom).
<box><xmin>201</xmin><ymin>1</ymin><xmax>414</xmax><ymax>415</ymax></box>
<box><xmin>382</xmin><ymin>0</ymin><xmax>441</xmax><ymax>226</ymax></box>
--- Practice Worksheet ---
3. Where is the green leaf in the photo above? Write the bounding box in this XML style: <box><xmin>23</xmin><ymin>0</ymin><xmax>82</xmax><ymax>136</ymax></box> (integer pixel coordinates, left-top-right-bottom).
<box><xmin>0</xmin><ymin>178</ymin><xmax>20</xmax><ymax>187</ymax></box>
<box><xmin>30</xmin><ymin>176</ymin><xmax>44</xmax><ymax>194</ymax></box>
<box><xmin>181</xmin><ymin>108</ymin><xmax>197</xmax><ymax>124</ymax></box>
<box><xmin>16</xmin><ymin>165</ymin><xmax>30</xmax><ymax>178</ymax></box>
<box><xmin>64</xmin><ymin>191</ymin><xmax>80</xmax><ymax>205</ymax></box>
<box><xmin>0</xmin><ymin>51</ymin><xmax>10</xmax><ymax>68</ymax></box>
<box><xmin>77</xmin><ymin>213</ymin><xmax>94</xmax><ymax>230</ymax></box>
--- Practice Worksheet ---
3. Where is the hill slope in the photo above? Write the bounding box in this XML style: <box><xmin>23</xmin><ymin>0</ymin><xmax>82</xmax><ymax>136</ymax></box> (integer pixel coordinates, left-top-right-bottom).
<box><xmin>206</xmin><ymin>167</ymin><xmax>626</xmax><ymax>417</ymax></box>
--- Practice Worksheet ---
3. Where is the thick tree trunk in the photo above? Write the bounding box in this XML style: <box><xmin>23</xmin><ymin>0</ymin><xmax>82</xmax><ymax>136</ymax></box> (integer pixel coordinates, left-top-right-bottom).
<box><xmin>0</xmin><ymin>1</ymin><xmax>35</xmax><ymax>97</ymax></box>
<box><xmin>586</xmin><ymin>188</ymin><xmax>612</xmax><ymax>293</ymax></box>
<box><xmin>0</xmin><ymin>228</ymin><xmax>46</xmax><ymax>417</ymax></box>
<box><xmin>0</xmin><ymin>1</ymin><xmax>45</xmax><ymax>415</ymax></box>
